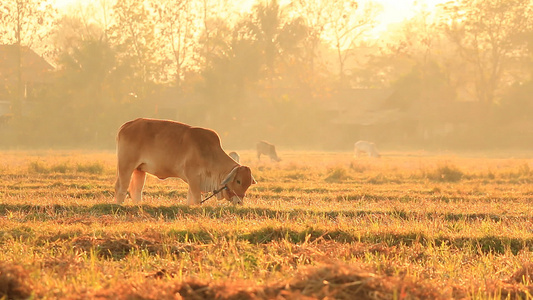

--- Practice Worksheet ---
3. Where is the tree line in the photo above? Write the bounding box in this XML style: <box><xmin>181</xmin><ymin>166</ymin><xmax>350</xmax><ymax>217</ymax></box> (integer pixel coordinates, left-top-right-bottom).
<box><xmin>0</xmin><ymin>0</ymin><xmax>532</xmax><ymax>150</ymax></box>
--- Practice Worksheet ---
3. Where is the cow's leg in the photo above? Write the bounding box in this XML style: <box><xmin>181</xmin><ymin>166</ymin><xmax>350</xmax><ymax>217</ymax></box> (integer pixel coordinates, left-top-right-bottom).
<box><xmin>115</xmin><ymin>165</ymin><xmax>134</xmax><ymax>204</ymax></box>
<box><xmin>129</xmin><ymin>169</ymin><xmax>146</xmax><ymax>204</ymax></box>
<box><xmin>186</xmin><ymin>184</ymin><xmax>202</xmax><ymax>205</ymax></box>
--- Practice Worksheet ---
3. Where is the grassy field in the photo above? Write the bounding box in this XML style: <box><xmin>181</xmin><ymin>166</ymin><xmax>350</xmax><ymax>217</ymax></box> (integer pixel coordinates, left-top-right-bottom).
<box><xmin>1</xmin><ymin>150</ymin><xmax>533</xmax><ymax>299</ymax></box>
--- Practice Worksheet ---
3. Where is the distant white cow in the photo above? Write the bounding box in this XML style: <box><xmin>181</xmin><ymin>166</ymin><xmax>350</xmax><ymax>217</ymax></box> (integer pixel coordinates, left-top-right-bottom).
<box><xmin>354</xmin><ymin>140</ymin><xmax>381</xmax><ymax>158</ymax></box>
<box><xmin>228</xmin><ymin>151</ymin><xmax>240</xmax><ymax>163</ymax></box>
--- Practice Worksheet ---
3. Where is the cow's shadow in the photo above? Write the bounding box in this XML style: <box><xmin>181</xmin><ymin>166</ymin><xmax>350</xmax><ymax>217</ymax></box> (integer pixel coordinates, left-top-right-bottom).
<box><xmin>0</xmin><ymin>202</ymin><xmax>511</xmax><ymax>224</ymax></box>
<box><xmin>0</xmin><ymin>203</ymin><xmax>528</xmax><ymax>254</ymax></box>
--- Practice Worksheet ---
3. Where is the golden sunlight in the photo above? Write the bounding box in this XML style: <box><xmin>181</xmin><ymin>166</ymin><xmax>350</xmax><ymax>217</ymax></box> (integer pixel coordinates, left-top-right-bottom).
<box><xmin>371</xmin><ymin>0</ymin><xmax>450</xmax><ymax>33</ymax></box>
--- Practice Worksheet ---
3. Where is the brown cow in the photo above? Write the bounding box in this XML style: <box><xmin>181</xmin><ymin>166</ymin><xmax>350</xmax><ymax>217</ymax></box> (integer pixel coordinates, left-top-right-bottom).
<box><xmin>114</xmin><ymin>118</ymin><xmax>256</xmax><ymax>205</ymax></box>
<box><xmin>256</xmin><ymin>141</ymin><xmax>281</xmax><ymax>162</ymax></box>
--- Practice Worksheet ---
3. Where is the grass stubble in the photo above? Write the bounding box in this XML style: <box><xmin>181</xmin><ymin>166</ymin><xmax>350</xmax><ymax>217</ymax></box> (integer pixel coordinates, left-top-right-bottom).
<box><xmin>0</xmin><ymin>150</ymin><xmax>533</xmax><ymax>299</ymax></box>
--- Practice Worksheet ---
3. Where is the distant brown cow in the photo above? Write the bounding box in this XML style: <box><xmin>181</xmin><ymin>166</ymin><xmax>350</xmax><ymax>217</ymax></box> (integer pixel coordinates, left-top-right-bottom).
<box><xmin>256</xmin><ymin>141</ymin><xmax>281</xmax><ymax>162</ymax></box>
<box><xmin>115</xmin><ymin>118</ymin><xmax>256</xmax><ymax>205</ymax></box>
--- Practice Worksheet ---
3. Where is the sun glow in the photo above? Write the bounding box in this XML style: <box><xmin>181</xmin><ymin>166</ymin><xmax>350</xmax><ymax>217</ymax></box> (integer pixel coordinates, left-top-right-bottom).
<box><xmin>371</xmin><ymin>0</ymin><xmax>450</xmax><ymax>34</ymax></box>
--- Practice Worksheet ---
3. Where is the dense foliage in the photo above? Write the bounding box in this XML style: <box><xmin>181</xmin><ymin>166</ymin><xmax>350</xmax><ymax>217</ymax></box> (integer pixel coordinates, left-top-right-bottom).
<box><xmin>0</xmin><ymin>0</ymin><xmax>532</xmax><ymax>150</ymax></box>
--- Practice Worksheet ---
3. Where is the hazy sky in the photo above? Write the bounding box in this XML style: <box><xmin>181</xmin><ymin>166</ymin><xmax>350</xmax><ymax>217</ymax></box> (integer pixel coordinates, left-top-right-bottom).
<box><xmin>53</xmin><ymin>0</ymin><xmax>449</xmax><ymax>33</ymax></box>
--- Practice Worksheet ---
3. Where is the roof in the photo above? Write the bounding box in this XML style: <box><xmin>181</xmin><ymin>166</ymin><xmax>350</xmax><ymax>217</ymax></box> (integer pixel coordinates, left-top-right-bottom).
<box><xmin>0</xmin><ymin>44</ymin><xmax>54</xmax><ymax>84</ymax></box>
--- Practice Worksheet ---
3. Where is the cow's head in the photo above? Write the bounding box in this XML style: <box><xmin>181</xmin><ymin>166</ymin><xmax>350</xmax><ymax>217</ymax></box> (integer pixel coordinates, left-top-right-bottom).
<box><xmin>220</xmin><ymin>166</ymin><xmax>256</xmax><ymax>205</ymax></box>
<box><xmin>270</xmin><ymin>147</ymin><xmax>281</xmax><ymax>162</ymax></box>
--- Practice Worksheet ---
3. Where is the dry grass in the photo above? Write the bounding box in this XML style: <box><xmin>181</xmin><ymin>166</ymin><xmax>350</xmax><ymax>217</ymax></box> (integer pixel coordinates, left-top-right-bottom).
<box><xmin>1</xmin><ymin>150</ymin><xmax>533</xmax><ymax>299</ymax></box>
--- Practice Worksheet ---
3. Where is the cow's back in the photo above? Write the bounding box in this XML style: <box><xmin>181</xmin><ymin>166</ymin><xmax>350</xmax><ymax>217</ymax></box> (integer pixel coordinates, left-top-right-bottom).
<box><xmin>257</xmin><ymin>141</ymin><xmax>276</xmax><ymax>154</ymax></box>
<box><xmin>117</xmin><ymin>118</ymin><xmax>190</xmax><ymax>159</ymax></box>
<box><xmin>183</xmin><ymin>126</ymin><xmax>226</xmax><ymax>163</ymax></box>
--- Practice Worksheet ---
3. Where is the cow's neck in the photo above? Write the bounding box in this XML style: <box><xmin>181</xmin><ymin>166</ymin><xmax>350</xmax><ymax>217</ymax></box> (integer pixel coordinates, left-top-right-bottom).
<box><xmin>200</xmin><ymin>163</ymin><xmax>239</xmax><ymax>193</ymax></box>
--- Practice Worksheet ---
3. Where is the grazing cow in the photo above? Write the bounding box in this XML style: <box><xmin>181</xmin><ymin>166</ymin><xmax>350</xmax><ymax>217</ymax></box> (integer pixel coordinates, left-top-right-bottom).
<box><xmin>115</xmin><ymin>118</ymin><xmax>256</xmax><ymax>205</ymax></box>
<box><xmin>256</xmin><ymin>141</ymin><xmax>281</xmax><ymax>162</ymax></box>
<box><xmin>228</xmin><ymin>151</ymin><xmax>240</xmax><ymax>163</ymax></box>
<box><xmin>354</xmin><ymin>140</ymin><xmax>381</xmax><ymax>158</ymax></box>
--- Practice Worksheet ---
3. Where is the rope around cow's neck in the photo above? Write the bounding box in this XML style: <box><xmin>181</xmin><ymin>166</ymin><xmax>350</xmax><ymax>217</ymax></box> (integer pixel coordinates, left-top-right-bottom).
<box><xmin>200</xmin><ymin>186</ymin><xmax>228</xmax><ymax>204</ymax></box>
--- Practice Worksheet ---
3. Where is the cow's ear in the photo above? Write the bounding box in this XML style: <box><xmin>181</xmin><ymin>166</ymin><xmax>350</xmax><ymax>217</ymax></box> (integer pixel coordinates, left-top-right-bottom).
<box><xmin>221</xmin><ymin>167</ymin><xmax>238</xmax><ymax>185</ymax></box>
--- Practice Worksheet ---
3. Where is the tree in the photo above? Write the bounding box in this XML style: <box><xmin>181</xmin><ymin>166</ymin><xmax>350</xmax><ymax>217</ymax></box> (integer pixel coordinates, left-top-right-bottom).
<box><xmin>199</xmin><ymin>17</ymin><xmax>261</xmax><ymax>123</ymax></box>
<box><xmin>293</xmin><ymin>0</ymin><xmax>330</xmax><ymax>73</ymax></box>
<box><xmin>52</xmin><ymin>38</ymin><xmax>118</xmax><ymax>145</ymax></box>
<box><xmin>244</xmin><ymin>0</ymin><xmax>309</xmax><ymax>86</ymax></box>
<box><xmin>153</xmin><ymin>0</ymin><xmax>198</xmax><ymax>86</ymax></box>
<box><xmin>0</xmin><ymin>0</ymin><xmax>56</xmax><ymax>116</ymax></box>
<box><xmin>109</xmin><ymin>0</ymin><xmax>159</xmax><ymax>98</ymax></box>
<box><xmin>56</xmin><ymin>0</ymin><xmax>113</xmax><ymax>43</ymax></box>
<box><xmin>52</xmin><ymin>14</ymin><xmax>105</xmax><ymax>55</ymax></box>
<box><xmin>36</xmin><ymin>34</ymin><xmax>144</xmax><ymax>147</ymax></box>
<box><xmin>0</xmin><ymin>0</ymin><xmax>55</xmax><ymax>47</ymax></box>
<box><xmin>442</xmin><ymin>0</ymin><xmax>532</xmax><ymax>109</ymax></box>
<box><xmin>381</xmin><ymin>5</ymin><xmax>456</xmax><ymax>103</ymax></box>
<box><xmin>321</xmin><ymin>0</ymin><xmax>381</xmax><ymax>83</ymax></box>
<box><xmin>198</xmin><ymin>0</ymin><xmax>310</xmax><ymax>107</ymax></box>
